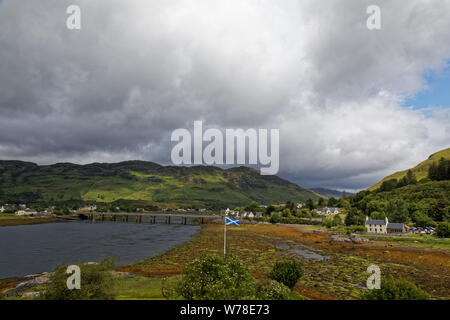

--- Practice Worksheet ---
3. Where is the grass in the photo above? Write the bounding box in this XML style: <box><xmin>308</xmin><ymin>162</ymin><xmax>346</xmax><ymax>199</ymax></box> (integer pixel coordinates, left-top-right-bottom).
<box><xmin>113</xmin><ymin>276</ymin><xmax>172</xmax><ymax>300</ymax></box>
<box><xmin>119</xmin><ymin>223</ymin><xmax>450</xmax><ymax>300</ymax></box>
<box><xmin>3</xmin><ymin>223</ymin><xmax>449</xmax><ymax>300</ymax></box>
<box><xmin>0</xmin><ymin>160</ymin><xmax>321</xmax><ymax>208</ymax></box>
<box><xmin>369</xmin><ymin>148</ymin><xmax>450</xmax><ymax>190</ymax></box>
<box><xmin>0</xmin><ymin>214</ymin><xmax>24</xmax><ymax>219</ymax></box>
<box><xmin>363</xmin><ymin>234</ymin><xmax>450</xmax><ymax>250</ymax></box>
<box><xmin>0</xmin><ymin>215</ymin><xmax>62</xmax><ymax>226</ymax></box>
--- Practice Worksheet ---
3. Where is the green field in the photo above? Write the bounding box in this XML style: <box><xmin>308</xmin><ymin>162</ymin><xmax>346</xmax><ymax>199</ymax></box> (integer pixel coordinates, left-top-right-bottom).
<box><xmin>363</xmin><ymin>234</ymin><xmax>450</xmax><ymax>250</ymax></box>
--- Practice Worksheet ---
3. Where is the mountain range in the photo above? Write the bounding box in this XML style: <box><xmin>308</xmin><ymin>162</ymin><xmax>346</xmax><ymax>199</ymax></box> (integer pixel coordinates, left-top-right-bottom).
<box><xmin>0</xmin><ymin>160</ymin><xmax>321</xmax><ymax>208</ymax></box>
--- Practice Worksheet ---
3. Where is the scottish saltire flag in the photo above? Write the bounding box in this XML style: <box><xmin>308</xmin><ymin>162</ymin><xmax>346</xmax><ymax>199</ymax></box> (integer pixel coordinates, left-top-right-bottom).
<box><xmin>226</xmin><ymin>217</ymin><xmax>240</xmax><ymax>226</ymax></box>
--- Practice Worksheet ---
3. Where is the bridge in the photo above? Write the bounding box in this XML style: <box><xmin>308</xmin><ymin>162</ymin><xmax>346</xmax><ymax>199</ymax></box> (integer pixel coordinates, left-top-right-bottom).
<box><xmin>76</xmin><ymin>212</ymin><xmax>221</xmax><ymax>225</ymax></box>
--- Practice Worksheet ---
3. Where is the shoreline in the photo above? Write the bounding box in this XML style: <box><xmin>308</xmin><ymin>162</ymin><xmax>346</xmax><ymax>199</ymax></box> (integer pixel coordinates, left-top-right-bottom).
<box><xmin>2</xmin><ymin>222</ymin><xmax>449</xmax><ymax>300</ymax></box>
<box><xmin>0</xmin><ymin>221</ymin><xmax>203</xmax><ymax>298</ymax></box>
<box><xmin>0</xmin><ymin>216</ymin><xmax>71</xmax><ymax>227</ymax></box>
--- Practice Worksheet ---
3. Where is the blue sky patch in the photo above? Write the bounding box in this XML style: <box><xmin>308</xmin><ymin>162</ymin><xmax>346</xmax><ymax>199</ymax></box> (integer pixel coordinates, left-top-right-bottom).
<box><xmin>404</xmin><ymin>63</ymin><xmax>450</xmax><ymax>109</ymax></box>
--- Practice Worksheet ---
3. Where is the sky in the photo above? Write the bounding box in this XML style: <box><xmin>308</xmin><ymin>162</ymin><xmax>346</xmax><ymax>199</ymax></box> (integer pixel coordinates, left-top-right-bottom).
<box><xmin>0</xmin><ymin>0</ymin><xmax>449</xmax><ymax>191</ymax></box>
<box><xmin>403</xmin><ymin>64</ymin><xmax>450</xmax><ymax>109</ymax></box>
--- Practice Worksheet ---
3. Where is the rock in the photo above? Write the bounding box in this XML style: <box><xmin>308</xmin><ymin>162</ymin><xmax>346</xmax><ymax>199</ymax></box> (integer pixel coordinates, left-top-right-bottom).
<box><xmin>330</xmin><ymin>233</ymin><xmax>369</xmax><ymax>244</ymax></box>
<box><xmin>330</xmin><ymin>234</ymin><xmax>349</xmax><ymax>243</ymax></box>
<box><xmin>350</xmin><ymin>234</ymin><xmax>363</xmax><ymax>243</ymax></box>
<box><xmin>4</xmin><ymin>272</ymin><xmax>52</xmax><ymax>297</ymax></box>
<box><xmin>22</xmin><ymin>292</ymin><xmax>41</xmax><ymax>298</ymax></box>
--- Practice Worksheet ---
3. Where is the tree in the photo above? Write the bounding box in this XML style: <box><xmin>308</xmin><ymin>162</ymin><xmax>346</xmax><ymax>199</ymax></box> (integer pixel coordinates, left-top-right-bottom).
<box><xmin>42</xmin><ymin>257</ymin><xmax>116</xmax><ymax>300</ymax></box>
<box><xmin>370</xmin><ymin>211</ymin><xmax>386</xmax><ymax>220</ymax></box>
<box><xmin>327</xmin><ymin>197</ymin><xmax>338</xmax><ymax>207</ymax></box>
<box><xmin>429</xmin><ymin>158</ymin><xmax>450</xmax><ymax>181</ymax></box>
<box><xmin>428</xmin><ymin>162</ymin><xmax>438</xmax><ymax>181</ymax></box>
<box><xmin>332</xmin><ymin>215</ymin><xmax>342</xmax><ymax>226</ymax></box>
<box><xmin>305</xmin><ymin>199</ymin><xmax>314</xmax><ymax>210</ymax></box>
<box><xmin>406</xmin><ymin>170</ymin><xmax>417</xmax><ymax>185</ymax></box>
<box><xmin>317</xmin><ymin>198</ymin><xmax>325</xmax><ymax>207</ymax></box>
<box><xmin>361</xmin><ymin>278</ymin><xmax>430</xmax><ymax>300</ymax></box>
<box><xmin>285</xmin><ymin>201</ymin><xmax>295</xmax><ymax>212</ymax></box>
<box><xmin>437</xmin><ymin>158</ymin><xmax>447</xmax><ymax>181</ymax></box>
<box><xmin>281</xmin><ymin>208</ymin><xmax>292</xmax><ymax>217</ymax></box>
<box><xmin>270</xmin><ymin>212</ymin><xmax>282</xmax><ymax>223</ymax></box>
<box><xmin>412</xmin><ymin>211</ymin><xmax>436</xmax><ymax>228</ymax></box>
<box><xmin>379</xmin><ymin>179</ymin><xmax>398</xmax><ymax>192</ymax></box>
<box><xmin>175</xmin><ymin>254</ymin><xmax>256</xmax><ymax>300</ymax></box>
<box><xmin>436</xmin><ymin>222</ymin><xmax>450</xmax><ymax>238</ymax></box>
<box><xmin>345</xmin><ymin>208</ymin><xmax>365</xmax><ymax>226</ymax></box>
<box><xmin>389</xmin><ymin>199</ymin><xmax>410</xmax><ymax>223</ymax></box>
<box><xmin>246</xmin><ymin>202</ymin><xmax>259</xmax><ymax>213</ymax></box>
<box><xmin>265</xmin><ymin>205</ymin><xmax>275</xmax><ymax>216</ymax></box>
<box><xmin>366</xmin><ymin>200</ymin><xmax>383</xmax><ymax>215</ymax></box>
<box><xmin>269</xmin><ymin>261</ymin><xmax>303</xmax><ymax>289</ymax></box>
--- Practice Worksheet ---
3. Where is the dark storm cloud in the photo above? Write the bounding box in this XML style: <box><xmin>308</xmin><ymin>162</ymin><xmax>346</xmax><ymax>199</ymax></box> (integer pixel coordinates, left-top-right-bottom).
<box><xmin>0</xmin><ymin>0</ymin><xmax>449</xmax><ymax>189</ymax></box>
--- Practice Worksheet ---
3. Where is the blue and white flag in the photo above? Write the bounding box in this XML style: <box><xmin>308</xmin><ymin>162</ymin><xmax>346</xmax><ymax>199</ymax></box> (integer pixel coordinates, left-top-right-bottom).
<box><xmin>225</xmin><ymin>217</ymin><xmax>240</xmax><ymax>226</ymax></box>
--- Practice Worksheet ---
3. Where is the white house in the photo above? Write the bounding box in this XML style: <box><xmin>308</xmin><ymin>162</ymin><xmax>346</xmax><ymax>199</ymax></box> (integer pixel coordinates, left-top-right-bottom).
<box><xmin>15</xmin><ymin>209</ymin><xmax>37</xmax><ymax>216</ymax></box>
<box><xmin>316</xmin><ymin>207</ymin><xmax>340</xmax><ymax>216</ymax></box>
<box><xmin>365</xmin><ymin>216</ymin><xmax>405</xmax><ymax>234</ymax></box>
<box><xmin>79</xmin><ymin>205</ymin><xmax>97</xmax><ymax>211</ymax></box>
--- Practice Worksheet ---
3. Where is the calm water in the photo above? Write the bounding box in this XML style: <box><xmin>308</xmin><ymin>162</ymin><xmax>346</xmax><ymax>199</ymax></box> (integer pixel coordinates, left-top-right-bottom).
<box><xmin>0</xmin><ymin>221</ymin><xmax>200</xmax><ymax>278</ymax></box>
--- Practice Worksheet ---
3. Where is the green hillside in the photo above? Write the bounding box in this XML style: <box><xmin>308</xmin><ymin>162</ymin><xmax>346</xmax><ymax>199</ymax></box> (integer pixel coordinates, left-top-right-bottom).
<box><xmin>369</xmin><ymin>148</ymin><xmax>450</xmax><ymax>191</ymax></box>
<box><xmin>0</xmin><ymin>160</ymin><xmax>320</xmax><ymax>208</ymax></box>
<box><xmin>347</xmin><ymin>148</ymin><xmax>450</xmax><ymax>225</ymax></box>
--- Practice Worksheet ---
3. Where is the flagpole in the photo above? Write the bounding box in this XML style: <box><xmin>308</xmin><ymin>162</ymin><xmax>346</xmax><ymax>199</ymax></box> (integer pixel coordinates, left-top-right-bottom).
<box><xmin>224</xmin><ymin>215</ymin><xmax>227</xmax><ymax>256</ymax></box>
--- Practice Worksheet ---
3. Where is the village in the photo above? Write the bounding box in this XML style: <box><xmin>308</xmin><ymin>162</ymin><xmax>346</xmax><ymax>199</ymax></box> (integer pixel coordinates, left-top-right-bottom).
<box><xmin>0</xmin><ymin>200</ymin><xmax>436</xmax><ymax>236</ymax></box>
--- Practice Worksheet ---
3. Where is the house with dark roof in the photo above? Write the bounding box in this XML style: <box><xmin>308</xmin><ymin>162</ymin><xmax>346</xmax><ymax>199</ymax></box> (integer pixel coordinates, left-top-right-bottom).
<box><xmin>365</xmin><ymin>216</ymin><xmax>405</xmax><ymax>234</ymax></box>
<box><xmin>365</xmin><ymin>217</ymin><xmax>388</xmax><ymax>234</ymax></box>
<box><xmin>387</xmin><ymin>223</ymin><xmax>405</xmax><ymax>233</ymax></box>
<box><xmin>316</xmin><ymin>207</ymin><xmax>340</xmax><ymax>216</ymax></box>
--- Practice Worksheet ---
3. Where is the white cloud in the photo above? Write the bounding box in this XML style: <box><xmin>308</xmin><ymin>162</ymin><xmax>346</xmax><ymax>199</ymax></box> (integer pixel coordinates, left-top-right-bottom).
<box><xmin>0</xmin><ymin>0</ymin><xmax>449</xmax><ymax>189</ymax></box>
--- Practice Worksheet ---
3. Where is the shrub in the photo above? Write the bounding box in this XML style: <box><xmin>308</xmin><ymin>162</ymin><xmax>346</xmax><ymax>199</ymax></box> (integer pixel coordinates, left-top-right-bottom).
<box><xmin>255</xmin><ymin>279</ymin><xmax>304</xmax><ymax>300</ymax></box>
<box><xmin>361</xmin><ymin>278</ymin><xmax>430</xmax><ymax>300</ymax></box>
<box><xmin>269</xmin><ymin>261</ymin><xmax>302</xmax><ymax>289</ymax></box>
<box><xmin>176</xmin><ymin>253</ymin><xmax>256</xmax><ymax>300</ymax></box>
<box><xmin>255</xmin><ymin>279</ymin><xmax>291</xmax><ymax>300</ymax></box>
<box><xmin>436</xmin><ymin>222</ymin><xmax>450</xmax><ymax>238</ymax></box>
<box><xmin>42</xmin><ymin>257</ymin><xmax>116</xmax><ymax>300</ymax></box>
<box><xmin>270</xmin><ymin>212</ymin><xmax>282</xmax><ymax>224</ymax></box>
<box><xmin>349</xmin><ymin>225</ymin><xmax>367</xmax><ymax>233</ymax></box>
<box><xmin>323</xmin><ymin>215</ymin><xmax>343</xmax><ymax>228</ymax></box>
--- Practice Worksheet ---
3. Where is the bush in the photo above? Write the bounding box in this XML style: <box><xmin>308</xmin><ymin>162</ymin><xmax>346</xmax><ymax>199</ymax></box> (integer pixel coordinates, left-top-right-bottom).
<box><xmin>361</xmin><ymin>278</ymin><xmax>430</xmax><ymax>300</ymax></box>
<box><xmin>270</xmin><ymin>212</ymin><xmax>282</xmax><ymax>223</ymax></box>
<box><xmin>255</xmin><ymin>279</ymin><xmax>304</xmax><ymax>300</ymax></box>
<box><xmin>176</xmin><ymin>253</ymin><xmax>256</xmax><ymax>300</ymax></box>
<box><xmin>436</xmin><ymin>222</ymin><xmax>450</xmax><ymax>238</ymax></box>
<box><xmin>42</xmin><ymin>257</ymin><xmax>116</xmax><ymax>300</ymax></box>
<box><xmin>269</xmin><ymin>261</ymin><xmax>302</xmax><ymax>289</ymax></box>
<box><xmin>323</xmin><ymin>215</ymin><xmax>343</xmax><ymax>228</ymax></box>
<box><xmin>348</xmin><ymin>225</ymin><xmax>367</xmax><ymax>233</ymax></box>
